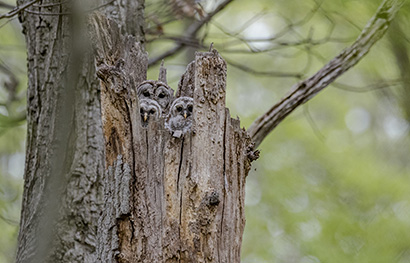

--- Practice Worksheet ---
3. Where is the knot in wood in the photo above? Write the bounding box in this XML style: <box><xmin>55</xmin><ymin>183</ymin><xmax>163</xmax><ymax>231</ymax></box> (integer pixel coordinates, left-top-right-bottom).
<box><xmin>207</xmin><ymin>191</ymin><xmax>220</xmax><ymax>207</ymax></box>
<box><xmin>246</xmin><ymin>142</ymin><xmax>260</xmax><ymax>162</ymax></box>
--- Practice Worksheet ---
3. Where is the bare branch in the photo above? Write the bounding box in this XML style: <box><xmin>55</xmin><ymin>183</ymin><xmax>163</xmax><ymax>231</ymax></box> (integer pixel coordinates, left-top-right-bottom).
<box><xmin>148</xmin><ymin>0</ymin><xmax>234</xmax><ymax>66</ymax></box>
<box><xmin>333</xmin><ymin>79</ymin><xmax>408</xmax><ymax>92</ymax></box>
<box><xmin>248</xmin><ymin>0</ymin><xmax>404</xmax><ymax>148</ymax></box>
<box><xmin>0</xmin><ymin>0</ymin><xmax>115</xmax><ymax>18</ymax></box>
<box><xmin>211</xmin><ymin>2</ymin><xmax>322</xmax><ymax>47</ymax></box>
<box><xmin>0</xmin><ymin>0</ymin><xmax>40</xmax><ymax>20</ymax></box>
<box><xmin>226</xmin><ymin>57</ymin><xmax>303</xmax><ymax>79</ymax></box>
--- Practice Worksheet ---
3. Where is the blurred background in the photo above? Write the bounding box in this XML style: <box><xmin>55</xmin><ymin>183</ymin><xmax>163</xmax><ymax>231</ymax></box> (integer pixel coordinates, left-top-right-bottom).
<box><xmin>1</xmin><ymin>0</ymin><xmax>410</xmax><ymax>262</ymax></box>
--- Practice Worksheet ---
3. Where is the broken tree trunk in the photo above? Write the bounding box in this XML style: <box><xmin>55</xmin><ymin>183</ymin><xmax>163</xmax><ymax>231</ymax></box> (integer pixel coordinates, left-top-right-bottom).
<box><xmin>89</xmin><ymin>14</ymin><xmax>257</xmax><ymax>262</ymax></box>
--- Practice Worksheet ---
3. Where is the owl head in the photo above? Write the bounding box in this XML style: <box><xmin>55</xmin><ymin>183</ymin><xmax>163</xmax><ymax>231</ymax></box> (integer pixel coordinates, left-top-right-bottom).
<box><xmin>169</xmin><ymin>97</ymin><xmax>194</xmax><ymax>120</ymax></box>
<box><xmin>139</xmin><ymin>98</ymin><xmax>161</xmax><ymax>127</ymax></box>
<box><xmin>137</xmin><ymin>80</ymin><xmax>174</xmax><ymax>113</ymax></box>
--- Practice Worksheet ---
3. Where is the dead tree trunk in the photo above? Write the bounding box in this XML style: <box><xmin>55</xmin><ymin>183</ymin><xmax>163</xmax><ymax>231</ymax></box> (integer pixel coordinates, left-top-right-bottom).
<box><xmin>90</xmin><ymin>14</ymin><xmax>257</xmax><ymax>262</ymax></box>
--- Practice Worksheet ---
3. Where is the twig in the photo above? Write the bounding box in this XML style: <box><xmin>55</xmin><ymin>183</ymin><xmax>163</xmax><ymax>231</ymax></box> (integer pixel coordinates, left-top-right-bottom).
<box><xmin>148</xmin><ymin>0</ymin><xmax>234</xmax><ymax>66</ymax></box>
<box><xmin>225</xmin><ymin>57</ymin><xmax>303</xmax><ymax>79</ymax></box>
<box><xmin>213</xmin><ymin>1</ymin><xmax>323</xmax><ymax>49</ymax></box>
<box><xmin>248</xmin><ymin>0</ymin><xmax>404</xmax><ymax>148</ymax></box>
<box><xmin>0</xmin><ymin>0</ymin><xmax>40</xmax><ymax>20</ymax></box>
<box><xmin>332</xmin><ymin>79</ymin><xmax>408</xmax><ymax>92</ymax></box>
<box><xmin>0</xmin><ymin>0</ymin><xmax>115</xmax><ymax>18</ymax></box>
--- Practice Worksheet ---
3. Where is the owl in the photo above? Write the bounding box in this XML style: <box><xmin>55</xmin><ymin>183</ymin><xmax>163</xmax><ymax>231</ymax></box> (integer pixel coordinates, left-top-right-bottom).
<box><xmin>139</xmin><ymin>98</ymin><xmax>162</xmax><ymax>127</ymax></box>
<box><xmin>165</xmin><ymin>97</ymin><xmax>194</xmax><ymax>138</ymax></box>
<box><xmin>137</xmin><ymin>80</ymin><xmax>174</xmax><ymax>114</ymax></box>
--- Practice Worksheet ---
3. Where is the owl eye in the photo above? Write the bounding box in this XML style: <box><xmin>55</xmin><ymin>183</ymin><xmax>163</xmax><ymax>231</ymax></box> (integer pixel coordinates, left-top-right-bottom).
<box><xmin>140</xmin><ymin>108</ymin><xmax>144</xmax><ymax>114</ymax></box>
<box><xmin>176</xmin><ymin>106</ymin><xmax>183</xmax><ymax>112</ymax></box>
<box><xmin>158</xmin><ymin>92</ymin><xmax>166</xmax><ymax>99</ymax></box>
<box><xmin>149</xmin><ymin>109</ymin><xmax>156</xmax><ymax>114</ymax></box>
<box><xmin>143</xmin><ymin>91</ymin><xmax>150</xmax><ymax>97</ymax></box>
<box><xmin>187</xmin><ymin>105</ymin><xmax>193</xmax><ymax>112</ymax></box>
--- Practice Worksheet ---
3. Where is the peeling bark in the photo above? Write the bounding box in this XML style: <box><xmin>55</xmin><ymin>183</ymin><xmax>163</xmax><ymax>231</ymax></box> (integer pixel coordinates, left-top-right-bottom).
<box><xmin>92</xmin><ymin>14</ymin><xmax>254</xmax><ymax>262</ymax></box>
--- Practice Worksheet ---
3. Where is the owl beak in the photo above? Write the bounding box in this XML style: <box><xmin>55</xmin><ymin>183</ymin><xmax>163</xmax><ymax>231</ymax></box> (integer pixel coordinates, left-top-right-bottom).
<box><xmin>144</xmin><ymin>112</ymin><xmax>148</xmax><ymax>121</ymax></box>
<box><xmin>183</xmin><ymin>111</ymin><xmax>187</xmax><ymax>119</ymax></box>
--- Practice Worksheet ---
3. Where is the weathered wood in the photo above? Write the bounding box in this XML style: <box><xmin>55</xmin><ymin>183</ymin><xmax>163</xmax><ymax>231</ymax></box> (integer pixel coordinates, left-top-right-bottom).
<box><xmin>92</xmin><ymin>13</ymin><xmax>254</xmax><ymax>262</ymax></box>
<box><xmin>159</xmin><ymin>60</ymin><xmax>168</xmax><ymax>83</ymax></box>
<box><xmin>16</xmin><ymin>1</ymin><xmax>146</xmax><ymax>262</ymax></box>
<box><xmin>176</xmin><ymin>61</ymin><xmax>195</xmax><ymax>98</ymax></box>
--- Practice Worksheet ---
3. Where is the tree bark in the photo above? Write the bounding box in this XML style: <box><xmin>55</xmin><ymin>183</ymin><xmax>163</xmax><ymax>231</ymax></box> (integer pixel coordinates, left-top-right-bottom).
<box><xmin>16</xmin><ymin>0</ymin><xmax>145</xmax><ymax>262</ymax></box>
<box><xmin>91</xmin><ymin>13</ymin><xmax>255</xmax><ymax>262</ymax></box>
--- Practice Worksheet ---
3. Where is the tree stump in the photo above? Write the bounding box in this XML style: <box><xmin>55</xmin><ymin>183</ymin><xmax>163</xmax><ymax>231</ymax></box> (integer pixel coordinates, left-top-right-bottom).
<box><xmin>89</xmin><ymin>13</ymin><xmax>256</xmax><ymax>262</ymax></box>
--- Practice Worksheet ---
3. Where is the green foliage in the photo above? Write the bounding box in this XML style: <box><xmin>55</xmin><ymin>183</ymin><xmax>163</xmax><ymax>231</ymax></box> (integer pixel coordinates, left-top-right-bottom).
<box><xmin>1</xmin><ymin>0</ymin><xmax>410</xmax><ymax>262</ymax></box>
<box><xmin>243</xmin><ymin>109</ymin><xmax>410</xmax><ymax>262</ymax></box>
<box><xmin>0</xmin><ymin>170</ymin><xmax>22</xmax><ymax>263</ymax></box>
<box><xmin>0</xmin><ymin>1</ymin><xmax>26</xmax><ymax>262</ymax></box>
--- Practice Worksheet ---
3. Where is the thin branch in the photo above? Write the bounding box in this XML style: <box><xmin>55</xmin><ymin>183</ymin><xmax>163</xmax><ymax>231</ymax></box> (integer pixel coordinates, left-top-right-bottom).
<box><xmin>32</xmin><ymin>0</ymin><xmax>72</xmax><ymax>8</ymax></box>
<box><xmin>148</xmin><ymin>0</ymin><xmax>234</xmax><ymax>66</ymax></box>
<box><xmin>0</xmin><ymin>0</ymin><xmax>40</xmax><ymax>20</ymax></box>
<box><xmin>213</xmin><ymin>1</ymin><xmax>323</xmax><ymax>49</ymax></box>
<box><xmin>226</xmin><ymin>57</ymin><xmax>303</xmax><ymax>79</ymax></box>
<box><xmin>248</xmin><ymin>0</ymin><xmax>404</xmax><ymax>148</ymax></box>
<box><xmin>0</xmin><ymin>0</ymin><xmax>115</xmax><ymax>18</ymax></box>
<box><xmin>332</xmin><ymin>79</ymin><xmax>408</xmax><ymax>92</ymax></box>
<box><xmin>0</xmin><ymin>16</ymin><xmax>15</xmax><ymax>29</ymax></box>
<box><xmin>303</xmin><ymin>104</ymin><xmax>326</xmax><ymax>142</ymax></box>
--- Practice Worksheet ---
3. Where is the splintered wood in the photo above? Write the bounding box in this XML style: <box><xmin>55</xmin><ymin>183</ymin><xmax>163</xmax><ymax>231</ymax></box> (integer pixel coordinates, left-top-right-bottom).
<box><xmin>91</xmin><ymin>13</ymin><xmax>255</xmax><ymax>262</ymax></box>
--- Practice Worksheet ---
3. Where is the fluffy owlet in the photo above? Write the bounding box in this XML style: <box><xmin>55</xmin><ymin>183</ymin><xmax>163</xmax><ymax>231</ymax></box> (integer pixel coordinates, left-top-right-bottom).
<box><xmin>139</xmin><ymin>98</ymin><xmax>162</xmax><ymax>127</ymax></box>
<box><xmin>137</xmin><ymin>80</ymin><xmax>174</xmax><ymax>114</ymax></box>
<box><xmin>165</xmin><ymin>97</ymin><xmax>194</xmax><ymax>138</ymax></box>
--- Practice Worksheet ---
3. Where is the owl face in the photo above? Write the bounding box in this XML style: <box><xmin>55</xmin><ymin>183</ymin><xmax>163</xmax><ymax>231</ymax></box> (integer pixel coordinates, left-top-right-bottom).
<box><xmin>139</xmin><ymin>98</ymin><xmax>161</xmax><ymax>127</ymax></box>
<box><xmin>165</xmin><ymin>97</ymin><xmax>194</xmax><ymax>138</ymax></box>
<box><xmin>154</xmin><ymin>84</ymin><xmax>173</xmax><ymax>111</ymax></box>
<box><xmin>137</xmin><ymin>82</ymin><xmax>155</xmax><ymax>98</ymax></box>
<box><xmin>137</xmin><ymin>81</ymin><xmax>174</xmax><ymax>113</ymax></box>
<box><xmin>170</xmin><ymin>97</ymin><xmax>194</xmax><ymax>120</ymax></box>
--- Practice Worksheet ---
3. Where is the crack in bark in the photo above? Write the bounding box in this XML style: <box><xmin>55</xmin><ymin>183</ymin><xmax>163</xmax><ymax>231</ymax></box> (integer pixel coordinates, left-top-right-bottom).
<box><xmin>177</xmin><ymin>138</ymin><xmax>185</xmax><ymax>263</ymax></box>
<box><xmin>176</xmin><ymin>139</ymin><xmax>184</xmax><ymax>194</ymax></box>
<box><xmin>217</xmin><ymin>112</ymin><xmax>228</xmax><ymax>262</ymax></box>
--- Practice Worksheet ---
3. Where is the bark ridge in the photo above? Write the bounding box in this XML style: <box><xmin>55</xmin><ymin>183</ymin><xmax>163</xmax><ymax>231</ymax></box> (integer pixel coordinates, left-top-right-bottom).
<box><xmin>91</xmin><ymin>13</ymin><xmax>254</xmax><ymax>262</ymax></box>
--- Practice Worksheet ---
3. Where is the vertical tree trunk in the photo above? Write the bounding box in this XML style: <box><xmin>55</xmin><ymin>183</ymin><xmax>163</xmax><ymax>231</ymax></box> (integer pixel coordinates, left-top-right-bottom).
<box><xmin>16</xmin><ymin>3</ymin><xmax>104</xmax><ymax>262</ymax></box>
<box><xmin>91</xmin><ymin>14</ymin><xmax>255</xmax><ymax>262</ymax></box>
<box><xmin>16</xmin><ymin>1</ymin><xmax>145</xmax><ymax>262</ymax></box>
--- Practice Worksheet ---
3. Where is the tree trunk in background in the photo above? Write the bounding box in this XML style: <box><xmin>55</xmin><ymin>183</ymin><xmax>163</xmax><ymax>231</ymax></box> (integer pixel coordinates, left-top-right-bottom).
<box><xmin>16</xmin><ymin>0</ymin><xmax>145</xmax><ymax>262</ymax></box>
<box><xmin>90</xmin><ymin>14</ymin><xmax>254</xmax><ymax>262</ymax></box>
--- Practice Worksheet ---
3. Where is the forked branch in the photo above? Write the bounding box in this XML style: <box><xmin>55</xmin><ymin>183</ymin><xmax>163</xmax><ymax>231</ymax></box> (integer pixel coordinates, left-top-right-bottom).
<box><xmin>248</xmin><ymin>0</ymin><xmax>404</xmax><ymax>148</ymax></box>
<box><xmin>148</xmin><ymin>0</ymin><xmax>234</xmax><ymax>66</ymax></box>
